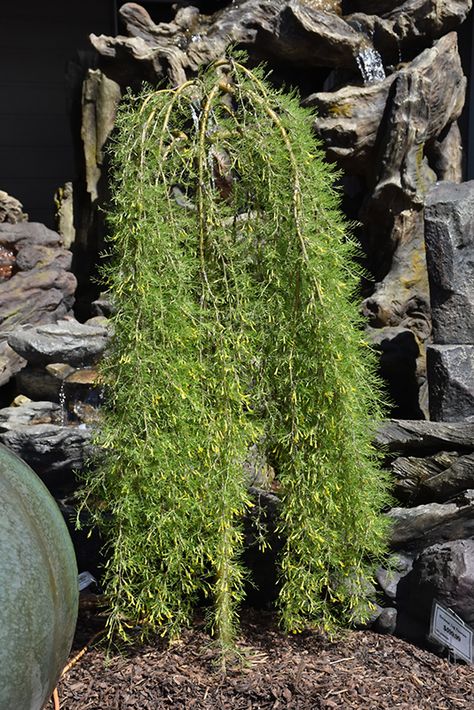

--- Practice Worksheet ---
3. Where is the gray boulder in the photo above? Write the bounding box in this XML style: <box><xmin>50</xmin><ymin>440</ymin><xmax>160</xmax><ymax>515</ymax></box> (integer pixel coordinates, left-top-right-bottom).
<box><xmin>0</xmin><ymin>399</ymin><xmax>97</xmax><ymax>486</ymax></box>
<box><xmin>397</xmin><ymin>539</ymin><xmax>474</xmax><ymax>627</ymax></box>
<box><xmin>0</xmin><ymin>265</ymin><xmax>75</xmax><ymax>334</ymax></box>
<box><xmin>427</xmin><ymin>344</ymin><xmax>474</xmax><ymax>421</ymax></box>
<box><xmin>15</xmin><ymin>363</ymin><xmax>99</xmax><ymax>405</ymax></box>
<box><xmin>16</xmin><ymin>366</ymin><xmax>64</xmax><ymax>403</ymax></box>
<box><xmin>376</xmin><ymin>418</ymin><xmax>474</xmax><ymax>454</ymax></box>
<box><xmin>376</xmin><ymin>553</ymin><xmax>414</xmax><ymax>600</ymax></box>
<box><xmin>392</xmin><ymin>451</ymin><xmax>474</xmax><ymax>503</ymax></box>
<box><xmin>420</xmin><ymin>452</ymin><xmax>474</xmax><ymax>502</ymax></box>
<box><xmin>425</xmin><ymin>181</ymin><xmax>474</xmax><ymax>345</ymax></box>
<box><xmin>0</xmin><ymin>221</ymin><xmax>62</xmax><ymax>248</ymax></box>
<box><xmin>90</xmin><ymin>294</ymin><xmax>115</xmax><ymax>318</ymax></box>
<box><xmin>373</xmin><ymin>607</ymin><xmax>398</xmax><ymax>635</ymax></box>
<box><xmin>0</xmin><ymin>423</ymin><xmax>93</xmax><ymax>480</ymax></box>
<box><xmin>388</xmin><ymin>491</ymin><xmax>474</xmax><ymax>550</ymax></box>
<box><xmin>0</xmin><ymin>222</ymin><xmax>76</xmax><ymax>386</ymax></box>
<box><xmin>391</xmin><ymin>450</ymin><xmax>462</xmax><ymax>502</ymax></box>
<box><xmin>8</xmin><ymin>319</ymin><xmax>110</xmax><ymax>367</ymax></box>
<box><xmin>0</xmin><ymin>401</ymin><xmax>61</xmax><ymax>428</ymax></box>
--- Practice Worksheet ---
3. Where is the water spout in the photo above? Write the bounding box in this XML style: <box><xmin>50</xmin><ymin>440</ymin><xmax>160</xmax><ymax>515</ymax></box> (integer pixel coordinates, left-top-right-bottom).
<box><xmin>356</xmin><ymin>47</ymin><xmax>386</xmax><ymax>84</ymax></box>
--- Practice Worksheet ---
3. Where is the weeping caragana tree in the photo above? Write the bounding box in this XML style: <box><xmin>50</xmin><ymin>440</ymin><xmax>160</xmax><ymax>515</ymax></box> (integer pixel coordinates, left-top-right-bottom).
<box><xmin>81</xmin><ymin>57</ymin><xmax>391</xmax><ymax>655</ymax></box>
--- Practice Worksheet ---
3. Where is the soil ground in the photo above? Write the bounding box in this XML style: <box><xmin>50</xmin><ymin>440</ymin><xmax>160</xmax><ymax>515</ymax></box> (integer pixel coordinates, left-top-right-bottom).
<box><xmin>52</xmin><ymin>605</ymin><xmax>474</xmax><ymax>709</ymax></box>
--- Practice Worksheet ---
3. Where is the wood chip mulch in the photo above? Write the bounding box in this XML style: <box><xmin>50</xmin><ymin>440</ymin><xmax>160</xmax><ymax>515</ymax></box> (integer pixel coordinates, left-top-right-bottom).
<box><xmin>52</xmin><ymin>607</ymin><xmax>474</xmax><ymax>709</ymax></box>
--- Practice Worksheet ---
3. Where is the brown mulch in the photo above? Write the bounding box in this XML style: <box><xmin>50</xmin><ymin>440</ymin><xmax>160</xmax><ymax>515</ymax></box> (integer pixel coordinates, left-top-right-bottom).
<box><xmin>52</xmin><ymin>606</ymin><xmax>474</xmax><ymax>710</ymax></box>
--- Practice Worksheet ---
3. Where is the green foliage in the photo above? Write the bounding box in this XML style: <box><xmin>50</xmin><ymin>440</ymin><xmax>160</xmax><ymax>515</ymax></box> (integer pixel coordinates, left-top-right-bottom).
<box><xmin>80</xmin><ymin>58</ymin><xmax>391</xmax><ymax>654</ymax></box>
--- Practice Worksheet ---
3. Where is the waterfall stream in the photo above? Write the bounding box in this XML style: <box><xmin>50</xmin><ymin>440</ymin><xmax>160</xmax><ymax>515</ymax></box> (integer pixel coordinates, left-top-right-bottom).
<box><xmin>58</xmin><ymin>380</ymin><xmax>67</xmax><ymax>426</ymax></box>
<box><xmin>356</xmin><ymin>47</ymin><xmax>386</xmax><ymax>84</ymax></box>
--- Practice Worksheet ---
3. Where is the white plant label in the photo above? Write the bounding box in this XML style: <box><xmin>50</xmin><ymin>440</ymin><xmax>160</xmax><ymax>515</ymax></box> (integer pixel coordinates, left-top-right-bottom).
<box><xmin>430</xmin><ymin>601</ymin><xmax>473</xmax><ymax>663</ymax></box>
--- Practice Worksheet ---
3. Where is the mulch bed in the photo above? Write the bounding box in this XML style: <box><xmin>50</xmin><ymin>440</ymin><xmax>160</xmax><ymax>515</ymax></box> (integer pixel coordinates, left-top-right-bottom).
<box><xmin>52</xmin><ymin>606</ymin><xmax>474</xmax><ymax>709</ymax></box>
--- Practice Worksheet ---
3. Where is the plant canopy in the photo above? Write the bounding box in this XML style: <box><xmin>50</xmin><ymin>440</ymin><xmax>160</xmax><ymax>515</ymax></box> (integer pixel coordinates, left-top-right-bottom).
<box><xmin>80</xmin><ymin>57</ymin><xmax>391</xmax><ymax>656</ymax></box>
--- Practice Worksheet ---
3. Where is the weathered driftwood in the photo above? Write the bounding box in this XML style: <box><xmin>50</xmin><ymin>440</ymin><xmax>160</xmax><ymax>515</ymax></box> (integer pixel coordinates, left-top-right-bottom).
<box><xmin>345</xmin><ymin>0</ymin><xmax>407</xmax><ymax>12</ymax></box>
<box><xmin>303</xmin><ymin>75</ymin><xmax>395</xmax><ymax>174</ymax></box>
<box><xmin>218</xmin><ymin>1</ymin><xmax>365</xmax><ymax>70</ymax></box>
<box><xmin>371</xmin><ymin>33</ymin><xmax>465</xmax><ymax>212</ymax></box>
<box><xmin>361</xmin><ymin>207</ymin><xmax>431</xmax><ymax>338</ymax></box>
<box><xmin>90</xmin><ymin>0</ymin><xmax>471</xmax><ymax>88</ymax></box>
<box><xmin>356</xmin><ymin>33</ymin><xmax>464</xmax><ymax>338</ymax></box>
<box><xmin>425</xmin><ymin>121</ymin><xmax>463</xmax><ymax>183</ymax></box>
<box><xmin>119</xmin><ymin>2</ymin><xmax>201</xmax><ymax>44</ymax></box>
<box><xmin>347</xmin><ymin>0</ymin><xmax>472</xmax><ymax>63</ymax></box>
<box><xmin>91</xmin><ymin>0</ymin><xmax>373</xmax><ymax>86</ymax></box>
<box><xmin>81</xmin><ymin>70</ymin><xmax>121</xmax><ymax>202</ymax></box>
<box><xmin>391</xmin><ymin>450</ymin><xmax>460</xmax><ymax>499</ymax></box>
<box><xmin>309</xmin><ymin>32</ymin><xmax>464</xmax><ymax>182</ymax></box>
<box><xmin>392</xmin><ymin>450</ymin><xmax>461</xmax><ymax>479</ymax></box>
<box><xmin>419</xmin><ymin>453</ymin><xmax>474</xmax><ymax>501</ymax></box>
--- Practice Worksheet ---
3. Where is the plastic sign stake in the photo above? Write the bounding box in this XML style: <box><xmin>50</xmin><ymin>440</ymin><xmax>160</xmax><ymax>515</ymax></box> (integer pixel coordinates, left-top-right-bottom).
<box><xmin>430</xmin><ymin>601</ymin><xmax>473</xmax><ymax>664</ymax></box>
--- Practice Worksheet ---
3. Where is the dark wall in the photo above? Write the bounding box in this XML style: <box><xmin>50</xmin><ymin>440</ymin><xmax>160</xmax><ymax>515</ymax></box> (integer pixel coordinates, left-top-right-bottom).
<box><xmin>0</xmin><ymin>1</ymin><xmax>114</xmax><ymax>227</ymax></box>
<box><xmin>464</xmin><ymin>11</ymin><xmax>474</xmax><ymax>180</ymax></box>
<box><xmin>457</xmin><ymin>8</ymin><xmax>473</xmax><ymax>179</ymax></box>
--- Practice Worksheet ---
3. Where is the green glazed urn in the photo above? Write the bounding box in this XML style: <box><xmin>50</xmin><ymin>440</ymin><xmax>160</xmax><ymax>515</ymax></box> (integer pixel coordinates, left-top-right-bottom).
<box><xmin>0</xmin><ymin>443</ymin><xmax>78</xmax><ymax>710</ymax></box>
